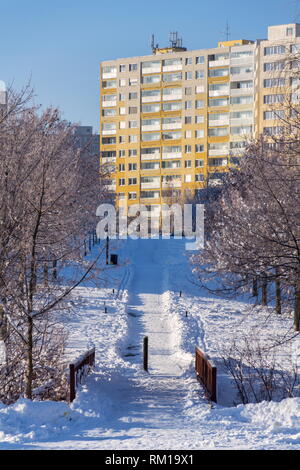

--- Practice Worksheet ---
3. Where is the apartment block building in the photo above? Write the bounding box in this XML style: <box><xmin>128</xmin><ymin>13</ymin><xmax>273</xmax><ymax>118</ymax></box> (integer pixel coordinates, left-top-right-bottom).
<box><xmin>100</xmin><ymin>24</ymin><xmax>300</xmax><ymax>213</ymax></box>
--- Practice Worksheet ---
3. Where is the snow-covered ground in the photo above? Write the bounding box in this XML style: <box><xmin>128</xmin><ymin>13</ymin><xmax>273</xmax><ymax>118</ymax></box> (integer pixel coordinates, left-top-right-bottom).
<box><xmin>0</xmin><ymin>238</ymin><xmax>300</xmax><ymax>450</ymax></box>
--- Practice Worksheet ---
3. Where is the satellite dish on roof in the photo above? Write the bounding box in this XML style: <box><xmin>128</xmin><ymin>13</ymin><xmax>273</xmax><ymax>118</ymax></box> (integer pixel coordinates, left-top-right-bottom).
<box><xmin>0</xmin><ymin>81</ymin><xmax>6</xmax><ymax>92</ymax></box>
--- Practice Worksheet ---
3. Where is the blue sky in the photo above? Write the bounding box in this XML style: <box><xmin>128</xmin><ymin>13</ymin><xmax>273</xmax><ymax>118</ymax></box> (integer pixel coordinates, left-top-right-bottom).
<box><xmin>0</xmin><ymin>0</ymin><xmax>299</xmax><ymax>131</ymax></box>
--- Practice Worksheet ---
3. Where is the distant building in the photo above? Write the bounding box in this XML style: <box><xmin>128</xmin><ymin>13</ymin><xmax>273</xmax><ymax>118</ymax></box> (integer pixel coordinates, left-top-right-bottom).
<box><xmin>100</xmin><ymin>23</ymin><xmax>300</xmax><ymax>212</ymax></box>
<box><xmin>0</xmin><ymin>81</ymin><xmax>7</xmax><ymax>113</ymax></box>
<box><xmin>74</xmin><ymin>126</ymin><xmax>100</xmax><ymax>158</ymax></box>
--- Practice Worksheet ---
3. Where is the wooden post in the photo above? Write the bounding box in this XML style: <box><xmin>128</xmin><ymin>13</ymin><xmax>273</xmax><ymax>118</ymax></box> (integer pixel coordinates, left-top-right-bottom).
<box><xmin>84</xmin><ymin>240</ymin><xmax>87</xmax><ymax>257</ymax></box>
<box><xmin>179</xmin><ymin>291</ymin><xmax>182</xmax><ymax>297</ymax></box>
<box><xmin>106</xmin><ymin>235</ymin><xmax>109</xmax><ymax>265</ymax></box>
<box><xmin>143</xmin><ymin>336</ymin><xmax>148</xmax><ymax>372</ymax></box>
<box><xmin>69</xmin><ymin>363</ymin><xmax>76</xmax><ymax>402</ymax></box>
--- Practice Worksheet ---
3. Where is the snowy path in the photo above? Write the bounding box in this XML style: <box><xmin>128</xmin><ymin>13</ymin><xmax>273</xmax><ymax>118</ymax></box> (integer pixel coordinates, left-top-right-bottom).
<box><xmin>1</xmin><ymin>238</ymin><xmax>300</xmax><ymax>450</ymax></box>
<box><xmin>126</xmin><ymin>239</ymin><xmax>184</xmax><ymax>377</ymax></box>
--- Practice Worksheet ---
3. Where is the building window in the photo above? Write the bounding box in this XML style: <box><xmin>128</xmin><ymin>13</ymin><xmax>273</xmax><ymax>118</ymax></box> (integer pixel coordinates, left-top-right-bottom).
<box><xmin>119</xmin><ymin>136</ymin><xmax>126</xmax><ymax>143</ymax></box>
<box><xmin>129</xmin><ymin>149</ymin><xmax>138</xmax><ymax>157</ymax></box>
<box><xmin>263</xmin><ymin>78</ymin><xmax>285</xmax><ymax>88</ymax></box>
<box><xmin>196</xmin><ymin>100</ymin><xmax>204</xmax><ymax>109</ymax></box>
<box><xmin>195</xmin><ymin>159</ymin><xmax>204</xmax><ymax>167</ymax></box>
<box><xmin>128</xmin><ymin>178</ymin><xmax>137</xmax><ymax>185</ymax></box>
<box><xmin>119</xmin><ymin>107</ymin><xmax>126</xmax><ymax>115</ymax></box>
<box><xmin>185</xmin><ymin>130</ymin><xmax>192</xmax><ymax>138</ymax></box>
<box><xmin>119</xmin><ymin>79</ymin><xmax>126</xmax><ymax>87</ymax></box>
<box><xmin>119</xmin><ymin>178</ymin><xmax>126</xmax><ymax>186</ymax></box>
<box><xmin>196</xmin><ymin>56</ymin><xmax>205</xmax><ymax>64</ymax></box>
<box><xmin>185</xmin><ymin>87</ymin><xmax>192</xmax><ymax>95</ymax></box>
<box><xmin>286</xmin><ymin>27</ymin><xmax>294</xmax><ymax>36</ymax></box>
<box><xmin>119</xmin><ymin>64</ymin><xmax>126</xmax><ymax>72</ymax></box>
<box><xmin>195</xmin><ymin>129</ymin><xmax>205</xmax><ymax>138</ymax></box>
<box><xmin>185</xmin><ymin>160</ymin><xmax>192</xmax><ymax>168</ymax></box>
<box><xmin>195</xmin><ymin>115</ymin><xmax>204</xmax><ymax>124</ymax></box>
<box><xmin>185</xmin><ymin>57</ymin><xmax>193</xmax><ymax>65</ymax></box>
<box><xmin>119</xmin><ymin>150</ymin><xmax>126</xmax><ymax>157</ymax></box>
<box><xmin>119</xmin><ymin>164</ymin><xmax>125</xmax><ymax>172</ymax></box>
<box><xmin>195</xmin><ymin>174</ymin><xmax>204</xmax><ymax>181</ymax></box>
<box><xmin>129</xmin><ymin>163</ymin><xmax>137</xmax><ymax>171</ymax></box>
<box><xmin>119</xmin><ymin>93</ymin><xmax>125</xmax><ymax>101</ymax></box>
<box><xmin>129</xmin><ymin>63</ymin><xmax>138</xmax><ymax>71</ymax></box>
<box><xmin>195</xmin><ymin>144</ymin><xmax>204</xmax><ymax>153</ymax></box>
<box><xmin>185</xmin><ymin>101</ymin><xmax>192</xmax><ymax>109</ymax></box>
<box><xmin>264</xmin><ymin>45</ymin><xmax>286</xmax><ymax>55</ymax></box>
<box><xmin>185</xmin><ymin>145</ymin><xmax>192</xmax><ymax>153</ymax></box>
<box><xmin>185</xmin><ymin>71</ymin><xmax>192</xmax><ymax>80</ymax></box>
<box><xmin>129</xmin><ymin>92</ymin><xmax>138</xmax><ymax>100</ymax></box>
<box><xmin>185</xmin><ymin>116</ymin><xmax>192</xmax><ymax>124</ymax></box>
<box><xmin>129</xmin><ymin>120</ymin><xmax>138</xmax><ymax>128</ymax></box>
<box><xmin>128</xmin><ymin>192</ymin><xmax>137</xmax><ymax>200</ymax></box>
<box><xmin>129</xmin><ymin>106</ymin><xmax>138</xmax><ymax>114</ymax></box>
<box><xmin>263</xmin><ymin>94</ymin><xmax>285</xmax><ymax>104</ymax></box>
<box><xmin>129</xmin><ymin>135</ymin><xmax>138</xmax><ymax>143</ymax></box>
<box><xmin>119</xmin><ymin>121</ymin><xmax>126</xmax><ymax>129</ymax></box>
<box><xmin>129</xmin><ymin>77</ymin><xmax>139</xmax><ymax>86</ymax></box>
<box><xmin>196</xmin><ymin>70</ymin><xmax>204</xmax><ymax>79</ymax></box>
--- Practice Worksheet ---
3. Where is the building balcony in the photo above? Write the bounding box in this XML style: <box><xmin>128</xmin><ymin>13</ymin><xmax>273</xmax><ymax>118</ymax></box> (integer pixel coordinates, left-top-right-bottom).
<box><xmin>209</xmin><ymin>59</ymin><xmax>230</xmax><ymax>67</ymax></box>
<box><xmin>230</xmin><ymin>72</ymin><xmax>254</xmax><ymax>82</ymax></box>
<box><xmin>162</xmin><ymin>64</ymin><xmax>182</xmax><ymax>72</ymax></box>
<box><xmin>102</xmin><ymin>101</ymin><xmax>117</xmax><ymax>107</ymax></box>
<box><xmin>102</xmin><ymin>157</ymin><xmax>116</xmax><ymax>163</ymax></box>
<box><xmin>141</xmin><ymin>182</ymin><xmax>160</xmax><ymax>189</ymax></box>
<box><xmin>230</xmin><ymin>57</ymin><xmax>254</xmax><ymax>66</ymax></box>
<box><xmin>230</xmin><ymin>118</ymin><xmax>253</xmax><ymax>126</ymax></box>
<box><xmin>142</xmin><ymin>95</ymin><xmax>161</xmax><ymax>103</ymax></box>
<box><xmin>162</xmin><ymin>152</ymin><xmax>182</xmax><ymax>159</ymax></box>
<box><xmin>209</xmin><ymin>89</ymin><xmax>230</xmax><ymax>97</ymax></box>
<box><xmin>162</xmin><ymin>181</ymin><xmax>181</xmax><ymax>188</ymax></box>
<box><xmin>162</xmin><ymin>123</ymin><xmax>182</xmax><ymax>130</ymax></box>
<box><xmin>208</xmin><ymin>148</ymin><xmax>228</xmax><ymax>156</ymax></box>
<box><xmin>102</xmin><ymin>129</ymin><xmax>116</xmax><ymax>135</ymax></box>
<box><xmin>102</xmin><ymin>72</ymin><xmax>117</xmax><ymax>79</ymax></box>
<box><xmin>141</xmin><ymin>124</ymin><xmax>161</xmax><ymax>131</ymax></box>
<box><xmin>162</xmin><ymin>94</ymin><xmax>182</xmax><ymax>101</ymax></box>
<box><xmin>208</xmin><ymin>119</ymin><xmax>230</xmax><ymax>127</ymax></box>
<box><xmin>141</xmin><ymin>153</ymin><xmax>161</xmax><ymax>161</ymax></box>
<box><xmin>230</xmin><ymin>88</ymin><xmax>254</xmax><ymax>96</ymax></box>
<box><xmin>142</xmin><ymin>67</ymin><xmax>161</xmax><ymax>74</ymax></box>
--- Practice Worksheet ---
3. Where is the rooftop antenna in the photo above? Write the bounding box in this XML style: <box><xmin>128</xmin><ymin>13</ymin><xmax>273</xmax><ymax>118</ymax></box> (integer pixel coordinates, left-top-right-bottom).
<box><xmin>169</xmin><ymin>31</ymin><xmax>183</xmax><ymax>48</ymax></box>
<box><xmin>151</xmin><ymin>33</ymin><xmax>159</xmax><ymax>52</ymax></box>
<box><xmin>222</xmin><ymin>20</ymin><xmax>231</xmax><ymax>41</ymax></box>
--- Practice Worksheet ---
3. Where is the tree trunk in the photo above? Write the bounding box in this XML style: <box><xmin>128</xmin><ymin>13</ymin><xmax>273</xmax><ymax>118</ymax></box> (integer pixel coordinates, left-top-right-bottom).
<box><xmin>275</xmin><ymin>268</ymin><xmax>281</xmax><ymax>315</ymax></box>
<box><xmin>261</xmin><ymin>278</ymin><xmax>268</xmax><ymax>306</ymax></box>
<box><xmin>294</xmin><ymin>279</ymin><xmax>300</xmax><ymax>331</ymax></box>
<box><xmin>252</xmin><ymin>278</ymin><xmax>258</xmax><ymax>297</ymax></box>
<box><xmin>25</xmin><ymin>316</ymin><xmax>33</xmax><ymax>399</ymax></box>
<box><xmin>44</xmin><ymin>263</ymin><xmax>48</xmax><ymax>287</ymax></box>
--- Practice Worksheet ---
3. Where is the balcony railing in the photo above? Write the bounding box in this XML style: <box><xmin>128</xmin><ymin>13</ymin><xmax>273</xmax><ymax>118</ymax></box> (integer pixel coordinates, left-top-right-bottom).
<box><xmin>209</xmin><ymin>59</ymin><xmax>230</xmax><ymax>67</ymax></box>
<box><xmin>141</xmin><ymin>182</ymin><xmax>160</xmax><ymax>189</ymax></box>
<box><xmin>209</xmin><ymin>89</ymin><xmax>230</xmax><ymax>97</ymax></box>
<box><xmin>162</xmin><ymin>152</ymin><xmax>182</xmax><ymax>159</ymax></box>
<box><xmin>102</xmin><ymin>100</ymin><xmax>117</xmax><ymax>107</ymax></box>
<box><xmin>142</xmin><ymin>95</ymin><xmax>161</xmax><ymax>103</ymax></box>
<box><xmin>162</xmin><ymin>64</ymin><xmax>182</xmax><ymax>72</ymax></box>
<box><xmin>208</xmin><ymin>148</ymin><xmax>229</xmax><ymax>156</ymax></box>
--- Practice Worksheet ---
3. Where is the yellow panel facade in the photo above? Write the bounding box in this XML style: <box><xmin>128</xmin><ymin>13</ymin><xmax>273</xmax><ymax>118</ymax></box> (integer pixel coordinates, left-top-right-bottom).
<box><xmin>100</xmin><ymin>24</ymin><xmax>300</xmax><ymax>212</ymax></box>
